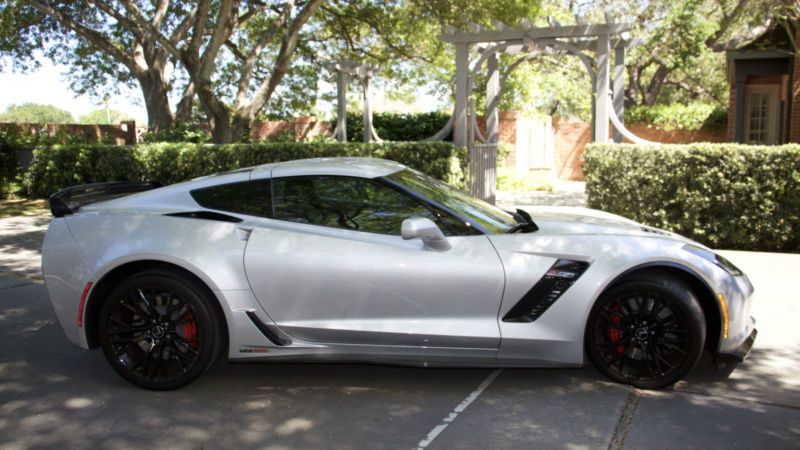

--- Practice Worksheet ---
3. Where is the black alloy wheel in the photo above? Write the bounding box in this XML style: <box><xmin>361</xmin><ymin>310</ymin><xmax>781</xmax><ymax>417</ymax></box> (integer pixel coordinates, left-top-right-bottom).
<box><xmin>586</xmin><ymin>272</ymin><xmax>706</xmax><ymax>389</ymax></box>
<box><xmin>98</xmin><ymin>269</ymin><xmax>224</xmax><ymax>390</ymax></box>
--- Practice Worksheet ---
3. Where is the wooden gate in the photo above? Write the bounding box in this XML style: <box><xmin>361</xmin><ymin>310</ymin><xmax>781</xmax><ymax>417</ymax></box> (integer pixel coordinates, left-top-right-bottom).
<box><xmin>469</xmin><ymin>142</ymin><xmax>497</xmax><ymax>204</ymax></box>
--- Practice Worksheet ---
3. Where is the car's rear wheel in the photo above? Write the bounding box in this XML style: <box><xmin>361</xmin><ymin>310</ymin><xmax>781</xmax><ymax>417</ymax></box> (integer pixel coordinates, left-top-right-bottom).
<box><xmin>98</xmin><ymin>269</ymin><xmax>223</xmax><ymax>390</ymax></box>
<box><xmin>586</xmin><ymin>273</ymin><xmax>706</xmax><ymax>389</ymax></box>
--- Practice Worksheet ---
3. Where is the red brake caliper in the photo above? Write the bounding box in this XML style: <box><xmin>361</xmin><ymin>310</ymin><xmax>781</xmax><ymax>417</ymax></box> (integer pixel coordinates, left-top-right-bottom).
<box><xmin>182</xmin><ymin>312</ymin><xmax>197</xmax><ymax>348</ymax></box>
<box><xmin>608</xmin><ymin>305</ymin><xmax>625</xmax><ymax>354</ymax></box>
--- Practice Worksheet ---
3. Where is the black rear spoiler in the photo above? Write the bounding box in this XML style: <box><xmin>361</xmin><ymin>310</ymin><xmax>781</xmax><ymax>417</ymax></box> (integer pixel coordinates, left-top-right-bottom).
<box><xmin>49</xmin><ymin>181</ymin><xmax>163</xmax><ymax>217</ymax></box>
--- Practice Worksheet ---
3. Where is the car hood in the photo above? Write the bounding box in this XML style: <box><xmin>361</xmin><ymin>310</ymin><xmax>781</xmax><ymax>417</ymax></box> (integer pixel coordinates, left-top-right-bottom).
<box><xmin>519</xmin><ymin>206</ymin><xmax>696</xmax><ymax>244</ymax></box>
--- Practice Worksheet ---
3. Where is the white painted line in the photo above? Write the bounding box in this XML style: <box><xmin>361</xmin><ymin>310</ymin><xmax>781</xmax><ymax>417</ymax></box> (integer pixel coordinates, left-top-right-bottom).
<box><xmin>417</xmin><ymin>369</ymin><xmax>503</xmax><ymax>449</ymax></box>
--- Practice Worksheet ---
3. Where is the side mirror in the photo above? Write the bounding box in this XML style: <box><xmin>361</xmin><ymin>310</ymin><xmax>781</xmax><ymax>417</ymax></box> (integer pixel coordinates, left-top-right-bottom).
<box><xmin>401</xmin><ymin>217</ymin><xmax>451</xmax><ymax>251</ymax></box>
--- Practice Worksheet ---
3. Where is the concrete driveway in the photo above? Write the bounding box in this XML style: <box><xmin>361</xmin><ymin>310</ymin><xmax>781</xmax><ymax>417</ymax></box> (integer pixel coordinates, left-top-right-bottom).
<box><xmin>0</xmin><ymin>218</ymin><xmax>798</xmax><ymax>449</ymax></box>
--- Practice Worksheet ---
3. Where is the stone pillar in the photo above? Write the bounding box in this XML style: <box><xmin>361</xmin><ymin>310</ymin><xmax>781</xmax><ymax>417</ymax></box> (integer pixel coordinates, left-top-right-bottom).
<box><xmin>612</xmin><ymin>45</ymin><xmax>625</xmax><ymax>143</ymax></box>
<box><xmin>486</xmin><ymin>52</ymin><xmax>500</xmax><ymax>144</ymax></box>
<box><xmin>454</xmin><ymin>43</ymin><xmax>469</xmax><ymax>147</ymax></box>
<box><xmin>594</xmin><ymin>34</ymin><xmax>610</xmax><ymax>143</ymax></box>
<box><xmin>336</xmin><ymin>69</ymin><xmax>347</xmax><ymax>142</ymax></box>
<box><xmin>362</xmin><ymin>76</ymin><xmax>373</xmax><ymax>143</ymax></box>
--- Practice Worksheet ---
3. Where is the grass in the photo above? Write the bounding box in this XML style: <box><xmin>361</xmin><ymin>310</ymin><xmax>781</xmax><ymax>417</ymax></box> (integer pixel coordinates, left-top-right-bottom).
<box><xmin>0</xmin><ymin>198</ymin><xmax>48</xmax><ymax>218</ymax></box>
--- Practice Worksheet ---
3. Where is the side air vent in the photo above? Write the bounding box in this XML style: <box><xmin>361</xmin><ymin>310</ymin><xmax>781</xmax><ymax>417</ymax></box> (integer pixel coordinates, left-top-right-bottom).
<box><xmin>165</xmin><ymin>211</ymin><xmax>243</xmax><ymax>223</ymax></box>
<box><xmin>246</xmin><ymin>311</ymin><xmax>292</xmax><ymax>346</ymax></box>
<box><xmin>503</xmin><ymin>259</ymin><xmax>590</xmax><ymax>323</ymax></box>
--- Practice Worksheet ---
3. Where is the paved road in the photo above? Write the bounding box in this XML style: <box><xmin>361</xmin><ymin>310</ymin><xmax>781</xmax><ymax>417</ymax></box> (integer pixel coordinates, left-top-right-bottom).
<box><xmin>1</xmin><ymin>191</ymin><xmax>799</xmax><ymax>449</ymax></box>
<box><xmin>1</xmin><ymin>250</ymin><xmax>799</xmax><ymax>449</ymax></box>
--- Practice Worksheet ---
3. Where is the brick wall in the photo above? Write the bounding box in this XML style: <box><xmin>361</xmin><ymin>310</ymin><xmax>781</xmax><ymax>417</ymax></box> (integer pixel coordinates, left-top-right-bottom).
<box><xmin>0</xmin><ymin>121</ymin><xmax>138</xmax><ymax>145</ymax></box>
<box><xmin>508</xmin><ymin>117</ymin><xmax>727</xmax><ymax>182</ymax></box>
<box><xmin>553</xmin><ymin>119</ymin><xmax>591</xmax><ymax>180</ymax></box>
<box><xmin>250</xmin><ymin>116</ymin><xmax>331</xmax><ymax>141</ymax></box>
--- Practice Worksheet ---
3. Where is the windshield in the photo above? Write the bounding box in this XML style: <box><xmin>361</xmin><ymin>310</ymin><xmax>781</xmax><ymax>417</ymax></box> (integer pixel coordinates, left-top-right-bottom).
<box><xmin>386</xmin><ymin>169</ymin><xmax>517</xmax><ymax>234</ymax></box>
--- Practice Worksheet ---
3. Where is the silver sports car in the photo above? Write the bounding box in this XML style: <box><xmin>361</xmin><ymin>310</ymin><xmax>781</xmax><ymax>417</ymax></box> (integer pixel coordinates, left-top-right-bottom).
<box><xmin>42</xmin><ymin>157</ymin><xmax>757</xmax><ymax>390</ymax></box>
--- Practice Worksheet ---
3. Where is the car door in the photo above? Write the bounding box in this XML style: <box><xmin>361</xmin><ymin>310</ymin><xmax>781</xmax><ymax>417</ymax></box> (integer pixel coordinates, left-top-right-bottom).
<box><xmin>242</xmin><ymin>174</ymin><xmax>505</xmax><ymax>349</ymax></box>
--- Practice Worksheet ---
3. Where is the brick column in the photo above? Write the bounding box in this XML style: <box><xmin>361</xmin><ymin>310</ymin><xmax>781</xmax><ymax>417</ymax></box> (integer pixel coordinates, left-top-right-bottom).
<box><xmin>792</xmin><ymin>30</ymin><xmax>800</xmax><ymax>143</ymax></box>
<box><xmin>727</xmin><ymin>84</ymin><xmax>736</xmax><ymax>142</ymax></box>
<box><xmin>121</xmin><ymin>120</ymin><xmax>137</xmax><ymax>145</ymax></box>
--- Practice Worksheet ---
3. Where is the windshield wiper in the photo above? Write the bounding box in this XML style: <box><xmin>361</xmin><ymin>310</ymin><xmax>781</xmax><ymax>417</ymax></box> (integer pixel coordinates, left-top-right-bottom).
<box><xmin>506</xmin><ymin>208</ymin><xmax>539</xmax><ymax>233</ymax></box>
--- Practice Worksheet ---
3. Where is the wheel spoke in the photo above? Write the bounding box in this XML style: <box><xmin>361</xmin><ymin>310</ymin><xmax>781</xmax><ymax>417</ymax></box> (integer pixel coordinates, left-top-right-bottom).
<box><xmin>653</xmin><ymin>348</ymin><xmax>678</xmax><ymax>371</ymax></box>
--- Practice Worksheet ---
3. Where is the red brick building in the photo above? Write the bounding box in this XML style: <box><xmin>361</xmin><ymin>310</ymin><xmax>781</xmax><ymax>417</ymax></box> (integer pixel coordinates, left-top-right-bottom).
<box><xmin>727</xmin><ymin>23</ymin><xmax>799</xmax><ymax>144</ymax></box>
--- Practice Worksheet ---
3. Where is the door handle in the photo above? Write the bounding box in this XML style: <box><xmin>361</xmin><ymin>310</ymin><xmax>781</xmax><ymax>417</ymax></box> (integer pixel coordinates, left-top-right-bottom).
<box><xmin>237</xmin><ymin>226</ymin><xmax>254</xmax><ymax>241</ymax></box>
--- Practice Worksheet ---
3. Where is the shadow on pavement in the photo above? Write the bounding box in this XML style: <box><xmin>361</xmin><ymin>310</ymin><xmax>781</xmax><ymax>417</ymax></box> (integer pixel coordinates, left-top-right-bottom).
<box><xmin>0</xmin><ymin>215</ymin><xmax>50</xmax><ymax>278</ymax></box>
<box><xmin>1</xmin><ymin>279</ymin><xmax>798</xmax><ymax>449</ymax></box>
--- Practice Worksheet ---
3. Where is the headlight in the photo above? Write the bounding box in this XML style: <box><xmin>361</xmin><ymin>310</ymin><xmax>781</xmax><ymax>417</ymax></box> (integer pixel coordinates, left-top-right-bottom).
<box><xmin>682</xmin><ymin>244</ymin><xmax>743</xmax><ymax>276</ymax></box>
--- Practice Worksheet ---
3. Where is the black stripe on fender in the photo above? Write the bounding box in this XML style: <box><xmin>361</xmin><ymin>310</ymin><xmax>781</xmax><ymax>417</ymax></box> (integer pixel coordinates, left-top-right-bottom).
<box><xmin>502</xmin><ymin>259</ymin><xmax>590</xmax><ymax>323</ymax></box>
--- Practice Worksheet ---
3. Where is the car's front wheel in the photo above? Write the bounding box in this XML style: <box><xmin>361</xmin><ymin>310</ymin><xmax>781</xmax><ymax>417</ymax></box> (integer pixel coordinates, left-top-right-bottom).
<box><xmin>585</xmin><ymin>272</ymin><xmax>706</xmax><ymax>389</ymax></box>
<box><xmin>98</xmin><ymin>269</ymin><xmax>224</xmax><ymax>390</ymax></box>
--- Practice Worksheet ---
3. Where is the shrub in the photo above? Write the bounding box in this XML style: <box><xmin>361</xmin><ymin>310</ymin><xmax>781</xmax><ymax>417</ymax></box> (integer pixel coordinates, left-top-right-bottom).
<box><xmin>0</xmin><ymin>134</ymin><xmax>20</xmax><ymax>199</ymax></box>
<box><xmin>23</xmin><ymin>145</ymin><xmax>144</xmax><ymax>198</ymax></box>
<box><xmin>583</xmin><ymin>143</ymin><xmax>800</xmax><ymax>252</ymax></box>
<box><xmin>625</xmin><ymin>103</ymin><xmax>727</xmax><ymax>131</ymax></box>
<box><xmin>24</xmin><ymin>141</ymin><xmax>467</xmax><ymax>198</ymax></box>
<box><xmin>140</xmin><ymin>121</ymin><xmax>211</xmax><ymax>144</ymax></box>
<box><xmin>346</xmin><ymin>111</ymin><xmax>451</xmax><ymax>142</ymax></box>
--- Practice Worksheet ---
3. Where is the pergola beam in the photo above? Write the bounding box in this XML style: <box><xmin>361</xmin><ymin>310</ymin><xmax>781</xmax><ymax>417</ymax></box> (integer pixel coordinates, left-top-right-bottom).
<box><xmin>326</xmin><ymin>60</ymin><xmax>380</xmax><ymax>143</ymax></box>
<box><xmin>439</xmin><ymin>23</ymin><xmax>631</xmax><ymax>44</ymax></box>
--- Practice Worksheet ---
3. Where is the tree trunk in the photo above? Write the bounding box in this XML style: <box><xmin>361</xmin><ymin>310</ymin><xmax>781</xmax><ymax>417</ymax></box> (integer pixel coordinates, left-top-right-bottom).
<box><xmin>644</xmin><ymin>65</ymin><xmax>671</xmax><ymax>106</ymax></box>
<box><xmin>231</xmin><ymin>113</ymin><xmax>252</xmax><ymax>143</ymax></box>
<box><xmin>196</xmin><ymin>82</ymin><xmax>231</xmax><ymax>143</ymax></box>
<box><xmin>175</xmin><ymin>82</ymin><xmax>196</xmax><ymax>123</ymax></box>
<box><xmin>138</xmin><ymin>72</ymin><xmax>174</xmax><ymax>133</ymax></box>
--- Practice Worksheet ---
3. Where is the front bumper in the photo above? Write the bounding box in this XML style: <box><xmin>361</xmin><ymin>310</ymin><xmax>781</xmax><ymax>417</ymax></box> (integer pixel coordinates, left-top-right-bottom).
<box><xmin>717</xmin><ymin>327</ymin><xmax>757</xmax><ymax>363</ymax></box>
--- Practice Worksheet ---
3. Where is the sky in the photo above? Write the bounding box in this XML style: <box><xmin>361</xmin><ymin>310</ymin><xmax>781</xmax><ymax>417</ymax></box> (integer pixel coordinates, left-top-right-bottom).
<box><xmin>0</xmin><ymin>58</ymin><xmax>149</xmax><ymax>123</ymax></box>
<box><xmin>0</xmin><ymin>56</ymin><xmax>445</xmax><ymax>125</ymax></box>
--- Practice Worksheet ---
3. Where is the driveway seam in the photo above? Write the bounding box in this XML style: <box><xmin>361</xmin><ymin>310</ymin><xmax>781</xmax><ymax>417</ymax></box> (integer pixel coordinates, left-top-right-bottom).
<box><xmin>608</xmin><ymin>388</ymin><xmax>641</xmax><ymax>450</ymax></box>
<box><xmin>0</xmin><ymin>281</ymin><xmax>32</xmax><ymax>291</ymax></box>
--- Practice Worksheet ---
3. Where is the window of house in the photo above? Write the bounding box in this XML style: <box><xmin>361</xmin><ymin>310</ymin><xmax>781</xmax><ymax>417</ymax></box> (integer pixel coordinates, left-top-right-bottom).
<box><xmin>272</xmin><ymin>176</ymin><xmax>448</xmax><ymax>236</ymax></box>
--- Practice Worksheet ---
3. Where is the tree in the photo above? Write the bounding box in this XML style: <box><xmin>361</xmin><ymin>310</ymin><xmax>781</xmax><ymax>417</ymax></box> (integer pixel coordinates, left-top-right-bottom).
<box><xmin>0</xmin><ymin>103</ymin><xmax>74</xmax><ymax>123</ymax></box>
<box><xmin>2</xmin><ymin>1</ymin><xmax>196</xmax><ymax>134</ymax></box>
<box><xmin>599</xmin><ymin>0</ymin><xmax>782</xmax><ymax>107</ymax></box>
<box><xmin>2</xmin><ymin>0</ymin><xmax>326</xmax><ymax>143</ymax></box>
<box><xmin>78</xmin><ymin>109</ymin><xmax>133</xmax><ymax>124</ymax></box>
<box><xmin>3</xmin><ymin>1</ymin><xmax>548</xmax><ymax>142</ymax></box>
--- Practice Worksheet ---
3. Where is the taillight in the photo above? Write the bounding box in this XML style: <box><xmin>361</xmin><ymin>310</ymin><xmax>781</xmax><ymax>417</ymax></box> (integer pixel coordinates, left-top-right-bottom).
<box><xmin>77</xmin><ymin>282</ymin><xmax>93</xmax><ymax>327</ymax></box>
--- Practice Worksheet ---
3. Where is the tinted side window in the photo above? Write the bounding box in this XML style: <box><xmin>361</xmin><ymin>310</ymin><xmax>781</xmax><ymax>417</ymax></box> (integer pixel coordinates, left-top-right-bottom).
<box><xmin>191</xmin><ymin>180</ymin><xmax>272</xmax><ymax>218</ymax></box>
<box><xmin>273</xmin><ymin>176</ymin><xmax>443</xmax><ymax>235</ymax></box>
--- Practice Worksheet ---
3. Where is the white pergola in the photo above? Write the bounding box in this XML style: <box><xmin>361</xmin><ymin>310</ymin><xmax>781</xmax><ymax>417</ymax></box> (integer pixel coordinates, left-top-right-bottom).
<box><xmin>325</xmin><ymin>61</ymin><xmax>382</xmax><ymax>143</ymax></box>
<box><xmin>431</xmin><ymin>17</ymin><xmax>654</xmax><ymax>147</ymax></box>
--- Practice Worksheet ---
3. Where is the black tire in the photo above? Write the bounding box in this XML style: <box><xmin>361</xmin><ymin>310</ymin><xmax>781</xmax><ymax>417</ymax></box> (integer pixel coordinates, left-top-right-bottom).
<box><xmin>585</xmin><ymin>272</ymin><xmax>706</xmax><ymax>390</ymax></box>
<box><xmin>98</xmin><ymin>269</ymin><xmax>224</xmax><ymax>390</ymax></box>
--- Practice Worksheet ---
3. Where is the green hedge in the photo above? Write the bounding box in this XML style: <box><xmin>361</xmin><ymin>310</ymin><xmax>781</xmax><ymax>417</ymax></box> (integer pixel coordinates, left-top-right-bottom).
<box><xmin>346</xmin><ymin>111</ymin><xmax>451</xmax><ymax>142</ymax></box>
<box><xmin>583</xmin><ymin>143</ymin><xmax>800</xmax><ymax>252</ymax></box>
<box><xmin>23</xmin><ymin>141</ymin><xmax>467</xmax><ymax>198</ymax></box>
<box><xmin>624</xmin><ymin>103</ymin><xmax>727</xmax><ymax>131</ymax></box>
